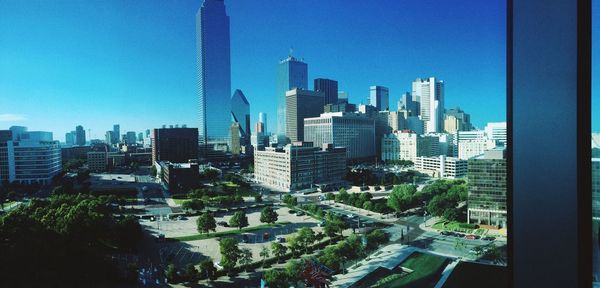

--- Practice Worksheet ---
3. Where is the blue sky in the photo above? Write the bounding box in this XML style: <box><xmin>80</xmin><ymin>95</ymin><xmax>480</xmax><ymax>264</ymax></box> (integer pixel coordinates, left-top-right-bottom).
<box><xmin>0</xmin><ymin>0</ymin><xmax>508</xmax><ymax>141</ymax></box>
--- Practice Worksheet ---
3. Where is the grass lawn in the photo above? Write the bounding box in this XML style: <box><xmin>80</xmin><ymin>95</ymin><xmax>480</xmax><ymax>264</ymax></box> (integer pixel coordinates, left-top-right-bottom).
<box><xmin>173</xmin><ymin>198</ymin><xmax>188</xmax><ymax>205</ymax></box>
<box><xmin>432</xmin><ymin>221</ymin><xmax>486</xmax><ymax>235</ymax></box>
<box><xmin>373</xmin><ymin>252</ymin><xmax>449</xmax><ymax>288</ymax></box>
<box><xmin>442</xmin><ymin>261</ymin><xmax>508</xmax><ymax>288</ymax></box>
<box><xmin>171</xmin><ymin>221</ymin><xmax>291</xmax><ymax>242</ymax></box>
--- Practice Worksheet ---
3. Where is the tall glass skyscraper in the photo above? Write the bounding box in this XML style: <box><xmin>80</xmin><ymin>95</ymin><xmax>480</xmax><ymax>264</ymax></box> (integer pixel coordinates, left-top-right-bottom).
<box><xmin>413</xmin><ymin>77</ymin><xmax>444</xmax><ymax>133</ymax></box>
<box><xmin>276</xmin><ymin>55</ymin><xmax>307</xmax><ymax>135</ymax></box>
<box><xmin>230</xmin><ymin>89</ymin><xmax>250</xmax><ymax>140</ymax></box>
<box><xmin>196</xmin><ymin>0</ymin><xmax>231</xmax><ymax>144</ymax></box>
<box><xmin>369</xmin><ymin>86</ymin><xmax>389</xmax><ymax>111</ymax></box>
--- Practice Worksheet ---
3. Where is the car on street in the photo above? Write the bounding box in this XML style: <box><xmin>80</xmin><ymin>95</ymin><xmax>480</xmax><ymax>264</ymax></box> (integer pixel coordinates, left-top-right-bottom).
<box><xmin>288</xmin><ymin>209</ymin><xmax>296</xmax><ymax>214</ymax></box>
<box><xmin>482</xmin><ymin>236</ymin><xmax>496</xmax><ymax>241</ymax></box>
<box><xmin>440</xmin><ymin>231</ymin><xmax>452</xmax><ymax>236</ymax></box>
<box><xmin>242</xmin><ymin>234</ymin><xmax>249</xmax><ymax>243</ymax></box>
<box><xmin>217</xmin><ymin>221</ymin><xmax>229</xmax><ymax>227</ymax></box>
<box><xmin>276</xmin><ymin>236</ymin><xmax>286</xmax><ymax>243</ymax></box>
<box><xmin>347</xmin><ymin>214</ymin><xmax>356</xmax><ymax>219</ymax></box>
<box><xmin>464</xmin><ymin>235</ymin><xmax>479</xmax><ymax>240</ymax></box>
<box><xmin>295</xmin><ymin>211</ymin><xmax>305</xmax><ymax>216</ymax></box>
<box><xmin>263</xmin><ymin>233</ymin><xmax>270</xmax><ymax>240</ymax></box>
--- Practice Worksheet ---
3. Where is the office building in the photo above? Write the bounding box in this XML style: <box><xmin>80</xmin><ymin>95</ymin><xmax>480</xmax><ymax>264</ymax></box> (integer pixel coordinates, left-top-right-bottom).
<box><xmin>467</xmin><ymin>148</ymin><xmax>507</xmax><ymax>228</ymax></box>
<box><xmin>338</xmin><ymin>91</ymin><xmax>349</xmax><ymax>104</ymax></box>
<box><xmin>314</xmin><ymin>78</ymin><xmax>338</xmax><ymax>106</ymax></box>
<box><xmin>126</xmin><ymin>132</ymin><xmax>137</xmax><ymax>145</ymax></box>
<box><xmin>414</xmin><ymin>155</ymin><xmax>467</xmax><ymax>179</ymax></box>
<box><xmin>105</xmin><ymin>131</ymin><xmax>114</xmax><ymax>146</ymax></box>
<box><xmin>405</xmin><ymin>116</ymin><xmax>424</xmax><ymax>135</ymax></box>
<box><xmin>324</xmin><ymin>103</ymin><xmax>356</xmax><ymax>113</ymax></box>
<box><xmin>381</xmin><ymin>131</ymin><xmax>440</xmax><ymax>162</ymax></box>
<box><xmin>251</xmin><ymin>134</ymin><xmax>270</xmax><ymax>150</ymax></box>
<box><xmin>197</xmin><ymin>0</ymin><xmax>231</xmax><ymax>144</ymax></box>
<box><xmin>285</xmin><ymin>88</ymin><xmax>324</xmax><ymax>142</ymax></box>
<box><xmin>304</xmin><ymin>112</ymin><xmax>375</xmax><ymax>161</ymax></box>
<box><xmin>277</xmin><ymin>55</ymin><xmax>308</xmax><ymax>135</ymax></box>
<box><xmin>137</xmin><ymin>133</ymin><xmax>143</xmax><ymax>142</ymax></box>
<box><xmin>113</xmin><ymin>124</ymin><xmax>120</xmax><ymax>144</ymax></box>
<box><xmin>87</xmin><ymin>144</ymin><xmax>109</xmax><ymax>172</ymax></box>
<box><xmin>593</xmin><ymin>158</ymin><xmax>600</xmax><ymax>218</ymax></box>
<box><xmin>152</xmin><ymin>127</ymin><xmax>199</xmax><ymax>164</ymax></box>
<box><xmin>413</xmin><ymin>77</ymin><xmax>444</xmax><ymax>133</ymax></box>
<box><xmin>254</xmin><ymin>142</ymin><xmax>346</xmax><ymax>192</ymax></box>
<box><xmin>158</xmin><ymin>161</ymin><xmax>200</xmax><ymax>192</ymax></box>
<box><xmin>230</xmin><ymin>89</ymin><xmax>250</xmax><ymax>143</ymax></box>
<box><xmin>428</xmin><ymin>133</ymin><xmax>456</xmax><ymax>157</ymax></box>
<box><xmin>358</xmin><ymin>104</ymin><xmax>378</xmax><ymax>117</ymax></box>
<box><xmin>369</xmin><ymin>86</ymin><xmax>389</xmax><ymax>111</ymax></box>
<box><xmin>398</xmin><ymin>92</ymin><xmax>418</xmax><ymax>116</ymax></box>
<box><xmin>485</xmin><ymin>122</ymin><xmax>507</xmax><ymax>146</ymax></box>
<box><xmin>65</xmin><ymin>131</ymin><xmax>76</xmax><ymax>146</ymax></box>
<box><xmin>258</xmin><ymin>112</ymin><xmax>267</xmax><ymax>134</ymax></box>
<box><xmin>75</xmin><ymin>125</ymin><xmax>86</xmax><ymax>146</ymax></box>
<box><xmin>444</xmin><ymin>107</ymin><xmax>472</xmax><ymax>133</ymax></box>
<box><xmin>0</xmin><ymin>127</ymin><xmax>61</xmax><ymax>185</ymax></box>
<box><xmin>458</xmin><ymin>139</ymin><xmax>497</xmax><ymax>160</ymax></box>
<box><xmin>230</xmin><ymin>122</ymin><xmax>241</xmax><ymax>156</ymax></box>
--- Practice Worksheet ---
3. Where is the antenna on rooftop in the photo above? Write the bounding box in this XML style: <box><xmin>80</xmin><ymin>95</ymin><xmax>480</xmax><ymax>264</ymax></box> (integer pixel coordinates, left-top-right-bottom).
<box><xmin>289</xmin><ymin>46</ymin><xmax>294</xmax><ymax>58</ymax></box>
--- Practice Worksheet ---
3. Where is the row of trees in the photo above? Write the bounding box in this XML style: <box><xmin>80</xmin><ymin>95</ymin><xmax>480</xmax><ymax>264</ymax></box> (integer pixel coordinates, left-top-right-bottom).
<box><xmin>345</xmin><ymin>168</ymin><xmax>420</xmax><ymax>187</ymax></box>
<box><xmin>195</xmin><ymin>206</ymin><xmax>280</xmax><ymax>235</ymax></box>
<box><xmin>328</xmin><ymin>189</ymin><xmax>391</xmax><ymax>214</ymax></box>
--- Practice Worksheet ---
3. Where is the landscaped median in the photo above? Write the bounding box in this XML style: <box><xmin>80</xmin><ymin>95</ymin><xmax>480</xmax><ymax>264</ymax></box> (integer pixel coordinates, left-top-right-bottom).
<box><xmin>168</xmin><ymin>221</ymin><xmax>291</xmax><ymax>242</ymax></box>
<box><xmin>371</xmin><ymin>252</ymin><xmax>450</xmax><ymax>288</ymax></box>
<box><xmin>432</xmin><ymin>220</ymin><xmax>488</xmax><ymax>236</ymax></box>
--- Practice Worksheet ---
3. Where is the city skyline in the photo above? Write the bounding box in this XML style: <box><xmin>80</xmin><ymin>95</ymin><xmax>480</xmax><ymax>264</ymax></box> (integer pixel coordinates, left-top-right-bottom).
<box><xmin>0</xmin><ymin>0</ymin><xmax>510</xmax><ymax>139</ymax></box>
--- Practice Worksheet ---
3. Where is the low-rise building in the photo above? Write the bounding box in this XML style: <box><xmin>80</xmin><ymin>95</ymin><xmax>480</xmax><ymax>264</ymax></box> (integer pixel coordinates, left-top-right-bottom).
<box><xmin>381</xmin><ymin>130</ymin><xmax>440</xmax><ymax>162</ymax></box>
<box><xmin>87</xmin><ymin>144</ymin><xmax>109</xmax><ymax>172</ymax></box>
<box><xmin>414</xmin><ymin>155</ymin><xmax>467</xmax><ymax>179</ymax></box>
<box><xmin>158</xmin><ymin>161</ymin><xmax>200</xmax><ymax>192</ymax></box>
<box><xmin>467</xmin><ymin>148</ymin><xmax>507</xmax><ymax>228</ymax></box>
<box><xmin>254</xmin><ymin>142</ymin><xmax>346</xmax><ymax>192</ymax></box>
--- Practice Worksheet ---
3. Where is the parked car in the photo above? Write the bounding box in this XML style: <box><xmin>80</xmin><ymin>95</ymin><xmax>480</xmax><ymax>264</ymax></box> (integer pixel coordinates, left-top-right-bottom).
<box><xmin>347</xmin><ymin>214</ymin><xmax>356</xmax><ymax>219</ymax></box>
<box><xmin>464</xmin><ymin>235</ymin><xmax>477</xmax><ymax>240</ymax></box>
<box><xmin>288</xmin><ymin>209</ymin><xmax>296</xmax><ymax>214</ymax></box>
<box><xmin>276</xmin><ymin>236</ymin><xmax>286</xmax><ymax>243</ymax></box>
<box><xmin>217</xmin><ymin>221</ymin><xmax>229</xmax><ymax>227</ymax></box>
<box><xmin>482</xmin><ymin>236</ymin><xmax>496</xmax><ymax>241</ymax></box>
<box><xmin>263</xmin><ymin>233</ymin><xmax>270</xmax><ymax>240</ymax></box>
<box><xmin>440</xmin><ymin>231</ymin><xmax>452</xmax><ymax>236</ymax></box>
<box><xmin>295</xmin><ymin>211</ymin><xmax>305</xmax><ymax>216</ymax></box>
<box><xmin>242</xmin><ymin>234</ymin><xmax>249</xmax><ymax>243</ymax></box>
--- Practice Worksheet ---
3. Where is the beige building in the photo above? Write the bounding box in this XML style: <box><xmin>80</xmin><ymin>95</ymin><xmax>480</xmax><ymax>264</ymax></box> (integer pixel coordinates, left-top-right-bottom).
<box><xmin>230</xmin><ymin>122</ymin><xmax>241</xmax><ymax>156</ymax></box>
<box><xmin>285</xmin><ymin>88</ymin><xmax>324</xmax><ymax>142</ymax></box>
<box><xmin>381</xmin><ymin>131</ymin><xmax>440</xmax><ymax>162</ymax></box>
<box><xmin>254</xmin><ymin>142</ymin><xmax>346</xmax><ymax>192</ymax></box>
<box><xmin>414</xmin><ymin>155</ymin><xmax>467</xmax><ymax>179</ymax></box>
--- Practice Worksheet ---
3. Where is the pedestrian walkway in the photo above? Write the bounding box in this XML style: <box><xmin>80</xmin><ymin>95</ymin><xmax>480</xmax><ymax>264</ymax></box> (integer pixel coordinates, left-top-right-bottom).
<box><xmin>433</xmin><ymin>259</ymin><xmax>460</xmax><ymax>288</ymax></box>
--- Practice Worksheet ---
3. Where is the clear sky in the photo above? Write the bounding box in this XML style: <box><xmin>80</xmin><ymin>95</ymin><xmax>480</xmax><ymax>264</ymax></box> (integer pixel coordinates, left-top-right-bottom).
<box><xmin>0</xmin><ymin>0</ymin><xmax>507</xmax><ymax>141</ymax></box>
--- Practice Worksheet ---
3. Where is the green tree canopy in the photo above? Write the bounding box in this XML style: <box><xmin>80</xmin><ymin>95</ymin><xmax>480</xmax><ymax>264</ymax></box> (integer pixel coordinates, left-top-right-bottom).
<box><xmin>196</xmin><ymin>212</ymin><xmax>217</xmax><ymax>235</ymax></box>
<box><xmin>219</xmin><ymin>238</ymin><xmax>241</xmax><ymax>271</ymax></box>
<box><xmin>260</xmin><ymin>206</ymin><xmax>278</xmax><ymax>224</ymax></box>
<box><xmin>229</xmin><ymin>210</ymin><xmax>249</xmax><ymax>230</ymax></box>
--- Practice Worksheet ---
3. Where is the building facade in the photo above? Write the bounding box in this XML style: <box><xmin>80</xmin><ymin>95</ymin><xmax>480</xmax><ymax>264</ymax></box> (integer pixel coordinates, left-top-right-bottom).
<box><xmin>197</xmin><ymin>0</ymin><xmax>231</xmax><ymax>144</ymax></box>
<box><xmin>276</xmin><ymin>56</ymin><xmax>308</xmax><ymax>135</ymax></box>
<box><xmin>314</xmin><ymin>78</ymin><xmax>338</xmax><ymax>106</ymax></box>
<box><xmin>304</xmin><ymin>112</ymin><xmax>375</xmax><ymax>161</ymax></box>
<box><xmin>413</xmin><ymin>77</ymin><xmax>444</xmax><ymax>133</ymax></box>
<box><xmin>87</xmin><ymin>144</ymin><xmax>109</xmax><ymax>172</ymax></box>
<box><xmin>467</xmin><ymin>148</ymin><xmax>507</xmax><ymax>228</ymax></box>
<box><xmin>158</xmin><ymin>161</ymin><xmax>200</xmax><ymax>192</ymax></box>
<box><xmin>152</xmin><ymin>127</ymin><xmax>199</xmax><ymax>164</ymax></box>
<box><xmin>285</xmin><ymin>88</ymin><xmax>324</xmax><ymax>142</ymax></box>
<box><xmin>369</xmin><ymin>86</ymin><xmax>389</xmax><ymax>111</ymax></box>
<box><xmin>381</xmin><ymin>131</ymin><xmax>440</xmax><ymax>162</ymax></box>
<box><xmin>254</xmin><ymin>142</ymin><xmax>346</xmax><ymax>192</ymax></box>
<box><xmin>75</xmin><ymin>125</ymin><xmax>86</xmax><ymax>146</ymax></box>
<box><xmin>414</xmin><ymin>155</ymin><xmax>467</xmax><ymax>178</ymax></box>
<box><xmin>484</xmin><ymin>122</ymin><xmax>507</xmax><ymax>146</ymax></box>
<box><xmin>231</xmin><ymin>89</ymin><xmax>250</xmax><ymax>143</ymax></box>
<box><xmin>230</xmin><ymin>122</ymin><xmax>241</xmax><ymax>155</ymax></box>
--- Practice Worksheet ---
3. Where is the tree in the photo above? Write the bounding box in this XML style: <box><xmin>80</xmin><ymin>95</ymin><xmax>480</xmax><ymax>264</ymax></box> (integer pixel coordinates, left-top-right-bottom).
<box><xmin>260</xmin><ymin>206</ymin><xmax>279</xmax><ymax>224</ymax></box>
<box><xmin>182</xmin><ymin>198</ymin><xmax>204</xmax><ymax>211</ymax></box>
<box><xmin>287</xmin><ymin>235</ymin><xmax>302</xmax><ymax>256</ymax></box>
<box><xmin>229</xmin><ymin>211</ymin><xmax>249</xmax><ymax>230</ymax></box>
<box><xmin>271</xmin><ymin>242</ymin><xmax>288</xmax><ymax>263</ymax></box>
<box><xmin>199</xmin><ymin>258</ymin><xmax>216</xmax><ymax>280</ymax></box>
<box><xmin>259</xmin><ymin>245</ymin><xmax>270</xmax><ymax>267</ymax></box>
<box><xmin>238</xmin><ymin>247</ymin><xmax>253</xmax><ymax>271</ymax></box>
<box><xmin>264</xmin><ymin>268</ymin><xmax>289</xmax><ymax>288</ymax></box>
<box><xmin>196</xmin><ymin>213</ymin><xmax>217</xmax><ymax>235</ymax></box>
<box><xmin>219</xmin><ymin>238</ymin><xmax>241</xmax><ymax>272</ymax></box>
<box><xmin>296</xmin><ymin>227</ymin><xmax>316</xmax><ymax>254</ymax></box>
<box><xmin>165</xmin><ymin>264</ymin><xmax>178</xmax><ymax>283</ymax></box>
<box><xmin>362</xmin><ymin>201</ymin><xmax>373</xmax><ymax>211</ymax></box>
<box><xmin>336</xmin><ymin>188</ymin><xmax>349</xmax><ymax>203</ymax></box>
<box><xmin>324</xmin><ymin>212</ymin><xmax>347</xmax><ymax>240</ymax></box>
<box><xmin>285</xmin><ymin>259</ymin><xmax>304</xmax><ymax>285</ymax></box>
<box><xmin>359</xmin><ymin>192</ymin><xmax>373</xmax><ymax>203</ymax></box>
<box><xmin>184</xmin><ymin>263</ymin><xmax>198</xmax><ymax>282</ymax></box>
<box><xmin>325</xmin><ymin>192</ymin><xmax>335</xmax><ymax>201</ymax></box>
<box><xmin>283</xmin><ymin>194</ymin><xmax>297</xmax><ymax>207</ymax></box>
<box><xmin>387</xmin><ymin>184</ymin><xmax>416</xmax><ymax>214</ymax></box>
<box><xmin>254</xmin><ymin>194</ymin><xmax>263</xmax><ymax>202</ymax></box>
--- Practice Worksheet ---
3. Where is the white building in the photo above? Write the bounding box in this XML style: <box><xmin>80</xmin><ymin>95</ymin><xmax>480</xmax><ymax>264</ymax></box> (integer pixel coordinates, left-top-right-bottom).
<box><xmin>381</xmin><ymin>131</ymin><xmax>440</xmax><ymax>162</ymax></box>
<box><xmin>484</xmin><ymin>122</ymin><xmax>507</xmax><ymax>146</ymax></box>
<box><xmin>0</xmin><ymin>128</ymin><xmax>61</xmax><ymax>185</ymax></box>
<box><xmin>414</xmin><ymin>155</ymin><xmax>467</xmax><ymax>178</ymax></box>
<box><xmin>413</xmin><ymin>77</ymin><xmax>444</xmax><ymax>133</ymax></box>
<box><xmin>304</xmin><ymin>112</ymin><xmax>375</xmax><ymax>161</ymax></box>
<box><xmin>458</xmin><ymin>139</ymin><xmax>498</xmax><ymax>160</ymax></box>
<box><xmin>253</xmin><ymin>142</ymin><xmax>346</xmax><ymax>192</ymax></box>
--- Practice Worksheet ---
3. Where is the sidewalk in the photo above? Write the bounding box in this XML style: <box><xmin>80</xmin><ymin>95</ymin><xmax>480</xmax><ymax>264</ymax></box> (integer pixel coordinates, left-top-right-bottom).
<box><xmin>321</xmin><ymin>201</ymin><xmax>397</xmax><ymax>224</ymax></box>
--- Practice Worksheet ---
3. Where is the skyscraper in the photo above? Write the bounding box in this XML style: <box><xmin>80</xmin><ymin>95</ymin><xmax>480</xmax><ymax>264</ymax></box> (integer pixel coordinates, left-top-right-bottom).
<box><xmin>75</xmin><ymin>125</ymin><xmax>86</xmax><ymax>146</ymax></box>
<box><xmin>413</xmin><ymin>77</ymin><xmax>444</xmax><ymax>133</ymax></box>
<box><xmin>259</xmin><ymin>112</ymin><xmax>267</xmax><ymax>134</ymax></box>
<box><xmin>398</xmin><ymin>92</ymin><xmax>418</xmax><ymax>115</ymax></box>
<box><xmin>276</xmin><ymin>55</ymin><xmax>308</xmax><ymax>135</ymax></box>
<box><xmin>113</xmin><ymin>124</ymin><xmax>120</xmax><ymax>144</ymax></box>
<box><xmin>369</xmin><ymin>86</ymin><xmax>389</xmax><ymax>111</ymax></box>
<box><xmin>197</xmin><ymin>0</ymin><xmax>231</xmax><ymax>144</ymax></box>
<box><xmin>314</xmin><ymin>78</ymin><xmax>338</xmax><ymax>106</ymax></box>
<box><xmin>152</xmin><ymin>127</ymin><xmax>199</xmax><ymax>164</ymax></box>
<box><xmin>230</xmin><ymin>89</ymin><xmax>250</xmax><ymax>141</ymax></box>
<box><xmin>230</xmin><ymin>122</ymin><xmax>241</xmax><ymax>156</ymax></box>
<box><xmin>285</xmin><ymin>89</ymin><xmax>324</xmax><ymax>142</ymax></box>
<box><xmin>338</xmin><ymin>91</ymin><xmax>349</xmax><ymax>104</ymax></box>
<box><xmin>65</xmin><ymin>131</ymin><xmax>76</xmax><ymax>145</ymax></box>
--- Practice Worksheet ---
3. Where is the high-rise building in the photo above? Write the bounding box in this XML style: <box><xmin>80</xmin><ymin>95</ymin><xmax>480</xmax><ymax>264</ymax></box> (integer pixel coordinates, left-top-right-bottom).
<box><xmin>285</xmin><ymin>88</ymin><xmax>324</xmax><ymax>142</ymax></box>
<box><xmin>467</xmin><ymin>148</ymin><xmax>507</xmax><ymax>227</ymax></box>
<box><xmin>405</xmin><ymin>116</ymin><xmax>424</xmax><ymax>135</ymax></box>
<box><xmin>75</xmin><ymin>125</ymin><xmax>86</xmax><ymax>146</ymax></box>
<box><xmin>276</xmin><ymin>55</ymin><xmax>308</xmax><ymax>135</ymax></box>
<box><xmin>593</xmin><ymin>158</ymin><xmax>600</xmax><ymax>217</ymax></box>
<box><xmin>314</xmin><ymin>78</ymin><xmax>338</xmax><ymax>106</ymax></box>
<box><xmin>113</xmin><ymin>124</ymin><xmax>120</xmax><ymax>144</ymax></box>
<box><xmin>197</xmin><ymin>0</ymin><xmax>231</xmax><ymax>144</ymax></box>
<box><xmin>444</xmin><ymin>107</ymin><xmax>472</xmax><ymax>133</ymax></box>
<box><xmin>398</xmin><ymin>92</ymin><xmax>418</xmax><ymax>116</ymax></box>
<box><xmin>0</xmin><ymin>128</ymin><xmax>61</xmax><ymax>185</ymax></box>
<box><xmin>105</xmin><ymin>131</ymin><xmax>113</xmax><ymax>145</ymax></box>
<box><xmin>230</xmin><ymin>122</ymin><xmax>241</xmax><ymax>156</ymax></box>
<box><xmin>152</xmin><ymin>127</ymin><xmax>199</xmax><ymax>164</ymax></box>
<box><xmin>485</xmin><ymin>122</ymin><xmax>507</xmax><ymax>146</ymax></box>
<box><xmin>324</xmin><ymin>103</ymin><xmax>356</xmax><ymax>113</ymax></box>
<box><xmin>304</xmin><ymin>112</ymin><xmax>375</xmax><ymax>161</ymax></box>
<box><xmin>125</xmin><ymin>132</ymin><xmax>137</xmax><ymax>145</ymax></box>
<box><xmin>338</xmin><ymin>91</ymin><xmax>349</xmax><ymax>104</ymax></box>
<box><xmin>381</xmin><ymin>130</ymin><xmax>440</xmax><ymax>162</ymax></box>
<box><xmin>259</xmin><ymin>112</ymin><xmax>267</xmax><ymax>134</ymax></box>
<box><xmin>413</xmin><ymin>77</ymin><xmax>444</xmax><ymax>133</ymax></box>
<box><xmin>369</xmin><ymin>86</ymin><xmax>389</xmax><ymax>111</ymax></box>
<box><xmin>65</xmin><ymin>131</ymin><xmax>76</xmax><ymax>146</ymax></box>
<box><xmin>230</xmin><ymin>89</ymin><xmax>250</xmax><ymax>142</ymax></box>
<box><xmin>254</xmin><ymin>142</ymin><xmax>346</xmax><ymax>192</ymax></box>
